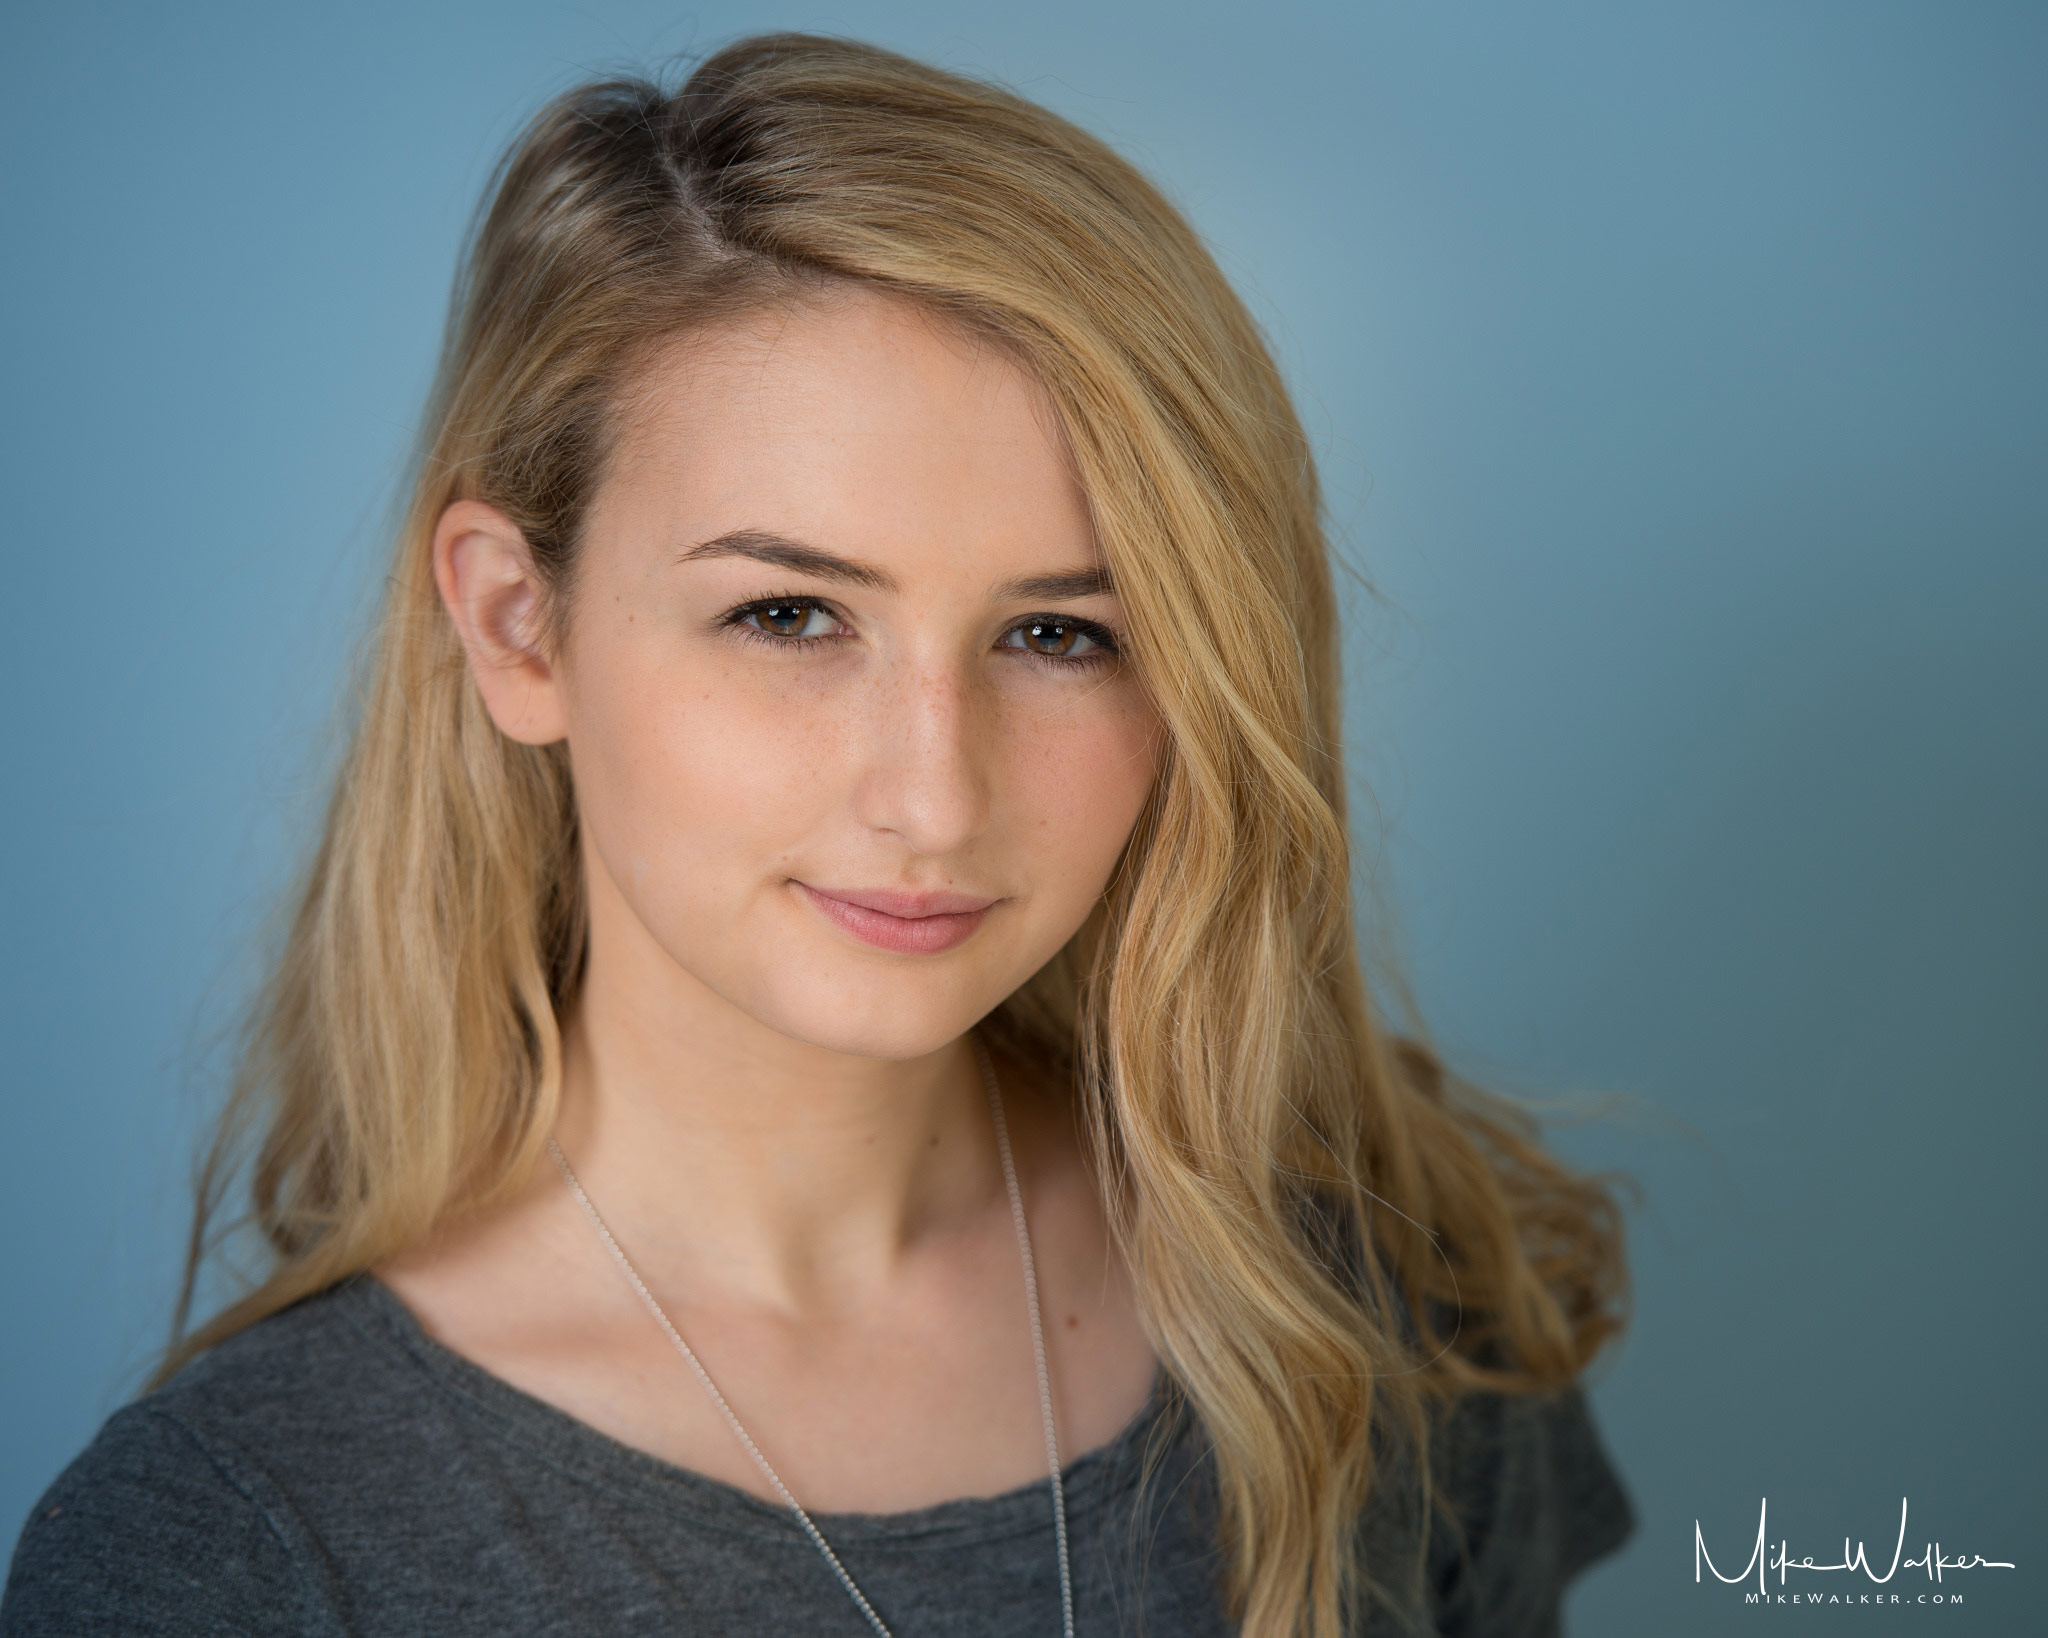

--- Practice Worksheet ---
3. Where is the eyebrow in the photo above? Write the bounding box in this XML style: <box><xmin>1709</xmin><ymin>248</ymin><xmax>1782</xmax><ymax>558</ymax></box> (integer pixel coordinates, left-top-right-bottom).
<box><xmin>677</xmin><ymin>529</ymin><xmax>1115</xmax><ymax>603</ymax></box>
<box><xmin>996</xmin><ymin>566</ymin><xmax>1115</xmax><ymax>601</ymax></box>
<box><xmin>679</xmin><ymin>530</ymin><xmax>897</xmax><ymax>591</ymax></box>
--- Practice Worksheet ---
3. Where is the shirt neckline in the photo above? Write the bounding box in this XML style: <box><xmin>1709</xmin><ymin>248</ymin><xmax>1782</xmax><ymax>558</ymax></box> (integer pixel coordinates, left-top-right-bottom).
<box><xmin>333</xmin><ymin>1271</ymin><xmax>1184</xmax><ymax>1549</ymax></box>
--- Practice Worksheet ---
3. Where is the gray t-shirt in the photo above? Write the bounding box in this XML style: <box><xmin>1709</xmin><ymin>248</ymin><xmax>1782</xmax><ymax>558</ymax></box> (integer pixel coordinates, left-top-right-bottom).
<box><xmin>2</xmin><ymin>1276</ymin><xmax>1633</xmax><ymax>1635</ymax></box>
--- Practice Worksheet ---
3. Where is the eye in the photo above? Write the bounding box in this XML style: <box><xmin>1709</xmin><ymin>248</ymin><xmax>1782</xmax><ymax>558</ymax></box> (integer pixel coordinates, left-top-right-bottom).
<box><xmin>740</xmin><ymin>599</ymin><xmax>838</xmax><ymax>640</ymax></box>
<box><xmin>1001</xmin><ymin>618</ymin><xmax>1113</xmax><ymax>662</ymax></box>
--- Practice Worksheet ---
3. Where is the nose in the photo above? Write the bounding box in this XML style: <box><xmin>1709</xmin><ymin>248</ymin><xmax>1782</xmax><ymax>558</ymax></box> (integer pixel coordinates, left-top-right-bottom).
<box><xmin>850</xmin><ymin>649</ymin><xmax>993</xmax><ymax>856</ymax></box>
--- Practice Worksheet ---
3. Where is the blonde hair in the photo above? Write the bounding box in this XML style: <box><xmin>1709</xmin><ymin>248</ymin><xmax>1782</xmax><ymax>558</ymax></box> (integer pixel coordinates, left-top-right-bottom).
<box><xmin>169</xmin><ymin>34</ymin><xmax>1628</xmax><ymax>1638</ymax></box>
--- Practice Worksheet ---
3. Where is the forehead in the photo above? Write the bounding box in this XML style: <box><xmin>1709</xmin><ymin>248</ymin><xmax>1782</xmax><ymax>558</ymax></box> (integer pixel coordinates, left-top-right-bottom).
<box><xmin>594</xmin><ymin>287</ymin><xmax>1096</xmax><ymax>573</ymax></box>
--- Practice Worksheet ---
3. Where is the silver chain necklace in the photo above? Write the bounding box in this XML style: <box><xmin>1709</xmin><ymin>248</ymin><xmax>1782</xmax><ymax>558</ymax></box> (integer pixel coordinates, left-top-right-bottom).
<box><xmin>547</xmin><ymin>1035</ymin><xmax>1076</xmax><ymax>1638</ymax></box>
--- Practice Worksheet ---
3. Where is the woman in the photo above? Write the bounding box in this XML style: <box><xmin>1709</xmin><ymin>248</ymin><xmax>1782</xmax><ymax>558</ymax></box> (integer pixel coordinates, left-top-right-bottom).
<box><xmin>3</xmin><ymin>33</ymin><xmax>1633</xmax><ymax>1638</ymax></box>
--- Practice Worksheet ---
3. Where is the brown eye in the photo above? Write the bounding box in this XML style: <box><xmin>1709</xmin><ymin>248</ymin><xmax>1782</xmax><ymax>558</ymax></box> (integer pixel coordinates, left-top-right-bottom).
<box><xmin>1005</xmin><ymin>619</ymin><xmax>1105</xmax><ymax>660</ymax></box>
<box><xmin>746</xmin><ymin>601</ymin><xmax>831</xmax><ymax>639</ymax></box>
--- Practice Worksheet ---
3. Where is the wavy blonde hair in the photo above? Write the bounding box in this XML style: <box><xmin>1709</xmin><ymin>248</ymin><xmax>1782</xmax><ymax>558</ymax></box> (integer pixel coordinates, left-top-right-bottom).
<box><xmin>167</xmin><ymin>34</ymin><xmax>1628</xmax><ymax>1638</ymax></box>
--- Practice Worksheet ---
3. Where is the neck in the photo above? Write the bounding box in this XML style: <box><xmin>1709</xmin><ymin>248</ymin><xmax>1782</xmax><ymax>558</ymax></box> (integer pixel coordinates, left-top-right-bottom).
<box><xmin>548</xmin><ymin>924</ymin><xmax>1000</xmax><ymax>1318</ymax></box>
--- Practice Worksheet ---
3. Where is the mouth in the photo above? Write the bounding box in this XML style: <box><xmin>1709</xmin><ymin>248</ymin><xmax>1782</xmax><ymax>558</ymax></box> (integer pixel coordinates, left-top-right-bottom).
<box><xmin>792</xmin><ymin>882</ymin><xmax>998</xmax><ymax>956</ymax></box>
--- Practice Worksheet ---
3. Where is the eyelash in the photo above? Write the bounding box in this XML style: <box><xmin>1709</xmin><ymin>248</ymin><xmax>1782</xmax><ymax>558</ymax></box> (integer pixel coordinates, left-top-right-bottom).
<box><xmin>719</xmin><ymin>595</ymin><xmax>1123</xmax><ymax>669</ymax></box>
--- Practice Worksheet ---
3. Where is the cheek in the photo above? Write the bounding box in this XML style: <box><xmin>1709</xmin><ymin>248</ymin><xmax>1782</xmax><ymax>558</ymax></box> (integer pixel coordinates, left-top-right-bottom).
<box><xmin>1000</xmin><ymin>684</ymin><xmax>1159</xmax><ymax>895</ymax></box>
<box><xmin>564</xmin><ymin>634</ymin><xmax>849</xmax><ymax>909</ymax></box>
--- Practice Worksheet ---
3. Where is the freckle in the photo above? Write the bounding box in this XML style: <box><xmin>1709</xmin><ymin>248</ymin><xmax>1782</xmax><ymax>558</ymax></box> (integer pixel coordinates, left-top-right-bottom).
<box><xmin>1065</xmin><ymin>1314</ymin><xmax>1079</xmax><ymax>1330</ymax></box>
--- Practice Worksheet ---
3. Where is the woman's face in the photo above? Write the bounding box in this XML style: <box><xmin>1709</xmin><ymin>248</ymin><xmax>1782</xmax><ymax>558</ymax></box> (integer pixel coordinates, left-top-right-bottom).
<box><xmin>445</xmin><ymin>287</ymin><xmax>1160</xmax><ymax>1060</ymax></box>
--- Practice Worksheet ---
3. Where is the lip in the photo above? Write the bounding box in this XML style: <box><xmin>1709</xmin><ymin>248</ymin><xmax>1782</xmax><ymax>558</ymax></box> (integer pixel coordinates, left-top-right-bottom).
<box><xmin>793</xmin><ymin>882</ymin><xmax>998</xmax><ymax>955</ymax></box>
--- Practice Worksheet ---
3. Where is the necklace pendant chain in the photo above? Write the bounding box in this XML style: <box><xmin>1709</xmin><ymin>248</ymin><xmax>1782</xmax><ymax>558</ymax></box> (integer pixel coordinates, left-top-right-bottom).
<box><xmin>549</xmin><ymin>1034</ymin><xmax>1077</xmax><ymax>1638</ymax></box>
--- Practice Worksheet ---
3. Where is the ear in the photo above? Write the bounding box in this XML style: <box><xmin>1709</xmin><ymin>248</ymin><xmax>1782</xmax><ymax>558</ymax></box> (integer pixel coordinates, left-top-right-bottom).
<box><xmin>432</xmin><ymin>499</ymin><xmax>570</xmax><ymax>746</ymax></box>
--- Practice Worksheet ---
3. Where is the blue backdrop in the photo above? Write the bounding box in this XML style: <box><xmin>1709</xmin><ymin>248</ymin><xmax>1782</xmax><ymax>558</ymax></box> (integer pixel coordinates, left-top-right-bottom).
<box><xmin>4</xmin><ymin>4</ymin><xmax>2042</xmax><ymax>1632</ymax></box>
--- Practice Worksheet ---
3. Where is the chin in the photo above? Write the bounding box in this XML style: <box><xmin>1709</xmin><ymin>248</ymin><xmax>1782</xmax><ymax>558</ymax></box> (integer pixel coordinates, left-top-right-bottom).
<box><xmin>742</xmin><ymin>967</ymin><xmax>1013</xmax><ymax>1063</ymax></box>
<box><xmin>787</xmin><ymin>1001</ymin><xmax>995</xmax><ymax>1063</ymax></box>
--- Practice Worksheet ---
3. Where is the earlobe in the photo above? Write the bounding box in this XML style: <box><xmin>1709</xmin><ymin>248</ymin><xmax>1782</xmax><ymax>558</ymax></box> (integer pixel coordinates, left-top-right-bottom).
<box><xmin>431</xmin><ymin>499</ymin><xmax>571</xmax><ymax>746</ymax></box>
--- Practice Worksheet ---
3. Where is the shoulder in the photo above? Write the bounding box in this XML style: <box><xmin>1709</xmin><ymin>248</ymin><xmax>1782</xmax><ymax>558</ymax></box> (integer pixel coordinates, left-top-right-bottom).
<box><xmin>1</xmin><ymin>1399</ymin><xmax>334</xmax><ymax>1637</ymax></box>
<box><xmin>1</xmin><ymin>1281</ymin><xmax>404</xmax><ymax>1636</ymax></box>
<box><xmin>1423</xmin><ymin>1382</ymin><xmax>1636</xmax><ymax>1638</ymax></box>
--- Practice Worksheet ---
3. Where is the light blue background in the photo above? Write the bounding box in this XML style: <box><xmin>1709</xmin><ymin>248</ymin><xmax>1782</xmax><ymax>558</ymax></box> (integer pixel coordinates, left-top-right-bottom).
<box><xmin>4</xmin><ymin>3</ymin><xmax>2042</xmax><ymax>1632</ymax></box>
